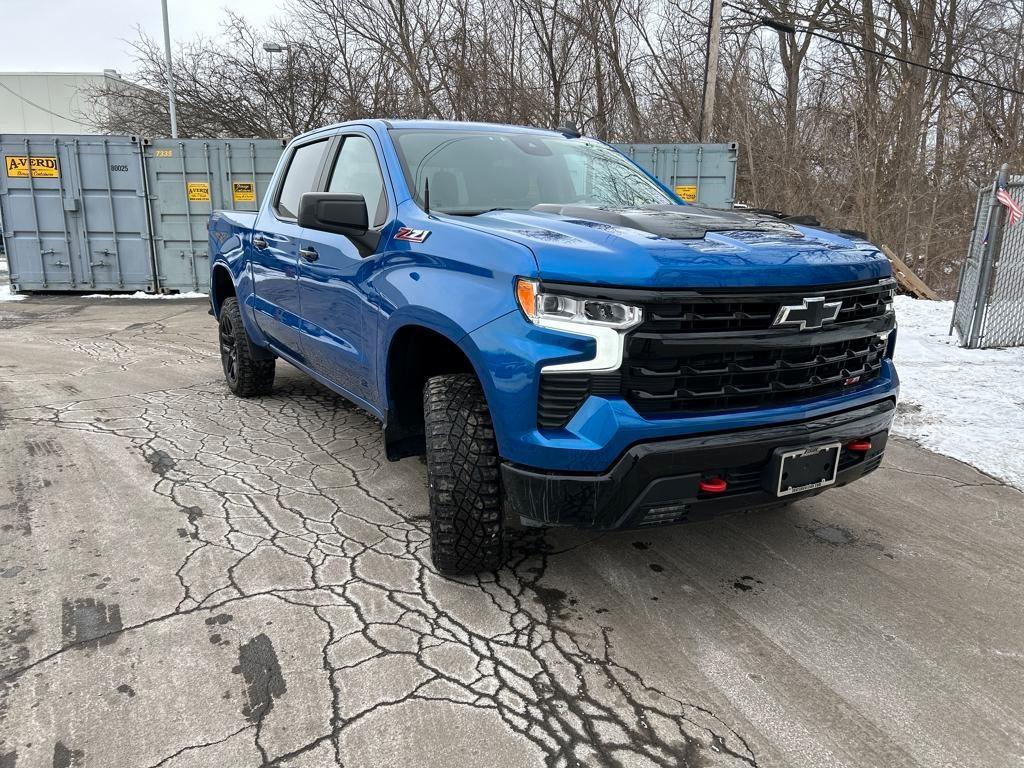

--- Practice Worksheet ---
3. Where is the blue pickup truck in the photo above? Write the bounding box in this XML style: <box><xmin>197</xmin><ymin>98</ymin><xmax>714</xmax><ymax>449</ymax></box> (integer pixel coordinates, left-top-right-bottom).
<box><xmin>209</xmin><ymin>119</ymin><xmax>898</xmax><ymax>574</ymax></box>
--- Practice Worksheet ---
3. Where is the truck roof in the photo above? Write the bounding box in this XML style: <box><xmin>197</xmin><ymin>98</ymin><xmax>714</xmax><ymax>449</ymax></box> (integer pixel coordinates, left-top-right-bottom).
<box><xmin>294</xmin><ymin>119</ymin><xmax>569</xmax><ymax>142</ymax></box>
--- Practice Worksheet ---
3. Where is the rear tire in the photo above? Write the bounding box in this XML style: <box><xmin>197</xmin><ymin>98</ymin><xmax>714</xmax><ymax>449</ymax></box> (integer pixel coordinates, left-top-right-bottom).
<box><xmin>424</xmin><ymin>374</ymin><xmax>504</xmax><ymax>574</ymax></box>
<box><xmin>218</xmin><ymin>297</ymin><xmax>275</xmax><ymax>397</ymax></box>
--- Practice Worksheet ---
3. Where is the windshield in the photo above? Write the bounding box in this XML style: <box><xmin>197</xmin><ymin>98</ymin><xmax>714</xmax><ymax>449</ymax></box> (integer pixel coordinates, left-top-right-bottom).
<box><xmin>390</xmin><ymin>129</ymin><xmax>674</xmax><ymax>214</ymax></box>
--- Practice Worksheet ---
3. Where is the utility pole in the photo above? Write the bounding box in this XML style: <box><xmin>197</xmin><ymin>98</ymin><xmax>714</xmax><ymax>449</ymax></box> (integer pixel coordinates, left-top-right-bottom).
<box><xmin>699</xmin><ymin>0</ymin><xmax>723</xmax><ymax>142</ymax></box>
<box><xmin>161</xmin><ymin>0</ymin><xmax>179</xmax><ymax>138</ymax></box>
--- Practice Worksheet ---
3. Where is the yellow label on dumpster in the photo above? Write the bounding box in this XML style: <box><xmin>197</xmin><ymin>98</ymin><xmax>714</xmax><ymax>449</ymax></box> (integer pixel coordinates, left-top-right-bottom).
<box><xmin>186</xmin><ymin>181</ymin><xmax>211</xmax><ymax>202</ymax></box>
<box><xmin>154</xmin><ymin>149</ymin><xmax>173</xmax><ymax>157</ymax></box>
<box><xmin>674</xmin><ymin>185</ymin><xmax>697</xmax><ymax>203</ymax></box>
<box><xmin>232</xmin><ymin>182</ymin><xmax>256</xmax><ymax>203</ymax></box>
<box><xmin>6</xmin><ymin>155</ymin><xmax>60</xmax><ymax>178</ymax></box>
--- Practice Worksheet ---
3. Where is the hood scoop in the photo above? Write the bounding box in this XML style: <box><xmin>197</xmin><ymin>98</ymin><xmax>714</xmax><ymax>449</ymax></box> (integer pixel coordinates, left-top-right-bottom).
<box><xmin>529</xmin><ymin>204</ymin><xmax>803</xmax><ymax>241</ymax></box>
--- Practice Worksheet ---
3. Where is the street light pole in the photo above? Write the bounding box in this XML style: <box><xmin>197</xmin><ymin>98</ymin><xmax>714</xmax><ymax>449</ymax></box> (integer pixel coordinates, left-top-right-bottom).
<box><xmin>161</xmin><ymin>0</ymin><xmax>179</xmax><ymax>138</ymax></box>
<box><xmin>263</xmin><ymin>41</ymin><xmax>289</xmax><ymax>139</ymax></box>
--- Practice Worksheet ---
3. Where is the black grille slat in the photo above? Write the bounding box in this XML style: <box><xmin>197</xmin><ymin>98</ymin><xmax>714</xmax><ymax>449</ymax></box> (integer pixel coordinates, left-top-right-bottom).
<box><xmin>537</xmin><ymin>375</ymin><xmax>590</xmax><ymax>428</ymax></box>
<box><xmin>647</xmin><ymin>303</ymin><xmax>778</xmax><ymax>333</ymax></box>
<box><xmin>636</xmin><ymin>280</ymin><xmax>895</xmax><ymax>335</ymax></box>
<box><xmin>645</xmin><ymin>302</ymin><xmax>778</xmax><ymax>332</ymax></box>
<box><xmin>537</xmin><ymin>373</ymin><xmax>621</xmax><ymax>428</ymax></box>
<box><xmin>637</xmin><ymin>339</ymin><xmax>885</xmax><ymax>382</ymax></box>
<box><xmin>625</xmin><ymin>336</ymin><xmax>885</xmax><ymax>414</ymax></box>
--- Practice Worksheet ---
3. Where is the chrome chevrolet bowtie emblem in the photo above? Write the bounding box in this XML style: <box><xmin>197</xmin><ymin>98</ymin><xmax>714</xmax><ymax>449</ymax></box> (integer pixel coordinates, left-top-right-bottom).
<box><xmin>772</xmin><ymin>296</ymin><xmax>842</xmax><ymax>331</ymax></box>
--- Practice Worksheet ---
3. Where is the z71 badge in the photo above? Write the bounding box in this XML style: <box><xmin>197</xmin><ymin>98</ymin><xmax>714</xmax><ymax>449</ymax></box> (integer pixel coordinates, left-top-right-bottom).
<box><xmin>394</xmin><ymin>227</ymin><xmax>431</xmax><ymax>243</ymax></box>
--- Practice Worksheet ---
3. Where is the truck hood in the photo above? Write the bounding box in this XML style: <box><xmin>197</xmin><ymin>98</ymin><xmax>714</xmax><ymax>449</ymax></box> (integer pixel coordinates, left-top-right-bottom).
<box><xmin>446</xmin><ymin>205</ymin><xmax>890</xmax><ymax>288</ymax></box>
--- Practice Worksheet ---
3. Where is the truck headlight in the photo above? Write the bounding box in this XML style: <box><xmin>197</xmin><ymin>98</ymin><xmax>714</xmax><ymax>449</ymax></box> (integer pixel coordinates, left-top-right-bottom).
<box><xmin>515</xmin><ymin>278</ymin><xmax>642</xmax><ymax>373</ymax></box>
<box><xmin>515</xmin><ymin>279</ymin><xmax>642</xmax><ymax>329</ymax></box>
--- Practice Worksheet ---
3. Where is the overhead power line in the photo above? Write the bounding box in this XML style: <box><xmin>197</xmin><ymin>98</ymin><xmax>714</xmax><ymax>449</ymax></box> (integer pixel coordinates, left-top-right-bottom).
<box><xmin>811</xmin><ymin>9</ymin><xmax>1023</xmax><ymax>68</ymax></box>
<box><xmin>723</xmin><ymin>1</ymin><xmax>1024</xmax><ymax>98</ymax></box>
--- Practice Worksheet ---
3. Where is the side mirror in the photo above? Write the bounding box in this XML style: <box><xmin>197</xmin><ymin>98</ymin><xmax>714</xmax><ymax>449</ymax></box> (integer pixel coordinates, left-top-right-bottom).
<box><xmin>297</xmin><ymin>192</ymin><xmax>368</xmax><ymax>236</ymax></box>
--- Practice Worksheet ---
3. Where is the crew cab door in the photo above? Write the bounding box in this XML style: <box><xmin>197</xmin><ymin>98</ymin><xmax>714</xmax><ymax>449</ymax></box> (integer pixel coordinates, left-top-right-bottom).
<box><xmin>297</xmin><ymin>132</ymin><xmax>390</xmax><ymax>404</ymax></box>
<box><xmin>250</xmin><ymin>137</ymin><xmax>330</xmax><ymax>362</ymax></box>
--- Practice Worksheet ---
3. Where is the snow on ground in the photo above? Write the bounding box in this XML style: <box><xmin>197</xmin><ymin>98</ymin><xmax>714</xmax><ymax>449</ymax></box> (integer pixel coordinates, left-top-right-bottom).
<box><xmin>81</xmin><ymin>291</ymin><xmax>208</xmax><ymax>299</ymax></box>
<box><xmin>0</xmin><ymin>284</ymin><xmax>26</xmax><ymax>301</ymax></box>
<box><xmin>892</xmin><ymin>295</ymin><xmax>1024</xmax><ymax>489</ymax></box>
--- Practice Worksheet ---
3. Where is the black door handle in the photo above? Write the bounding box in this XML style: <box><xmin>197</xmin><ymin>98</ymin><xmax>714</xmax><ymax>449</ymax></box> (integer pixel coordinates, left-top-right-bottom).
<box><xmin>299</xmin><ymin>246</ymin><xmax>319</xmax><ymax>262</ymax></box>
<box><xmin>252</xmin><ymin>235</ymin><xmax>268</xmax><ymax>249</ymax></box>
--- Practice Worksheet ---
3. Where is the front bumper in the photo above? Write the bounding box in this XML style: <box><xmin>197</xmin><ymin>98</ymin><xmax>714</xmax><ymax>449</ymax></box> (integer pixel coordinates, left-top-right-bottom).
<box><xmin>502</xmin><ymin>398</ymin><xmax>895</xmax><ymax>529</ymax></box>
<box><xmin>466</xmin><ymin>306</ymin><xmax>898</xmax><ymax>472</ymax></box>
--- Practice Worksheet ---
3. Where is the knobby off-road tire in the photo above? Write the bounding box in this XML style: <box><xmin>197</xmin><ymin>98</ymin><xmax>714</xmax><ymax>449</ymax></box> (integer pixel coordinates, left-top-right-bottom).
<box><xmin>218</xmin><ymin>297</ymin><xmax>276</xmax><ymax>397</ymax></box>
<box><xmin>424</xmin><ymin>374</ymin><xmax>504</xmax><ymax>574</ymax></box>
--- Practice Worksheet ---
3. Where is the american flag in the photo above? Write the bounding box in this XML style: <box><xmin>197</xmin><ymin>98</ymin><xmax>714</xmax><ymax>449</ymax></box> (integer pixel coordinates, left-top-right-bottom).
<box><xmin>996</xmin><ymin>186</ymin><xmax>1023</xmax><ymax>226</ymax></box>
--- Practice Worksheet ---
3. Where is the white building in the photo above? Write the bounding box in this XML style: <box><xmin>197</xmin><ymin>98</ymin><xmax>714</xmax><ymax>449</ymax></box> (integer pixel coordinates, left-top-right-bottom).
<box><xmin>0</xmin><ymin>71</ymin><xmax>127</xmax><ymax>134</ymax></box>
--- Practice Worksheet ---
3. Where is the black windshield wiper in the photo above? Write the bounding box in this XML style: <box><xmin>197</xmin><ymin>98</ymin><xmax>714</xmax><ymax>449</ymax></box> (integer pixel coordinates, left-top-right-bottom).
<box><xmin>446</xmin><ymin>207</ymin><xmax>515</xmax><ymax>216</ymax></box>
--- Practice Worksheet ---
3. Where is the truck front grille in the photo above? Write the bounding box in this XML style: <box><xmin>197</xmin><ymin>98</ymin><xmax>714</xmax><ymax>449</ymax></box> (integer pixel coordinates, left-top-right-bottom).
<box><xmin>536</xmin><ymin>279</ymin><xmax>895</xmax><ymax>429</ymax></box>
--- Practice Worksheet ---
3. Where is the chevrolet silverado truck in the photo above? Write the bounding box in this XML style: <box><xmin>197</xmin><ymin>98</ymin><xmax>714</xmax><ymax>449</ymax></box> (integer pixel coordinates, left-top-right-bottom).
<box><xmin>208</xmin><ymin>120</ymin><xmax>899</xmax><ymax>574</ymax></box>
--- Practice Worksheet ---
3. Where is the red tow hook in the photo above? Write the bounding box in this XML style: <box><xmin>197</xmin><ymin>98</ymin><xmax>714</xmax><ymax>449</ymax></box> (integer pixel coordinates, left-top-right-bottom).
<box><xmin>847</xmin><ymin>439</ymin><xmax>872</xmax><ymax>452</ymax></box>
<box><xmin>699</xmin><ymin>477</ymin><xmax>728</xmax><ymax>494</ymax></box>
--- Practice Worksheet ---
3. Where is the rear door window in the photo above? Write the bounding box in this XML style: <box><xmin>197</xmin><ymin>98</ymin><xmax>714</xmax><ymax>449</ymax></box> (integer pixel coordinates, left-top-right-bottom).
<box><xmin>275</xmin><ymin>139</ymin><xmax>328</xmax><ymax>219</ymax></box>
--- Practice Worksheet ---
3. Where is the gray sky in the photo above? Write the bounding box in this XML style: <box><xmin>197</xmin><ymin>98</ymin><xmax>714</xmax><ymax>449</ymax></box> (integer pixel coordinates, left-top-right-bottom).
<box><xmin>2</xmin><ymin>0</ymin><xmax>283</xmax><ymax>74</ymax></box>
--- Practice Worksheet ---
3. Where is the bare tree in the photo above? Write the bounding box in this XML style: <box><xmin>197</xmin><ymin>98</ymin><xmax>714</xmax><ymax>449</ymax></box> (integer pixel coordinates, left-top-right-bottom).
<box><xmin>86</xmin><ymin>0</ymin><xmax>1024</xmax><ymax>296</ymax></box>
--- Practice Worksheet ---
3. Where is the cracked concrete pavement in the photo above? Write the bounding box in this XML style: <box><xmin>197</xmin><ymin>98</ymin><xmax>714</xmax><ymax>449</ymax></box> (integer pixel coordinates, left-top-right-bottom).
<box><xmin>0</xmin><ymin>296</ymin><xmax>1022</xmax><ymax>767</ymax></box>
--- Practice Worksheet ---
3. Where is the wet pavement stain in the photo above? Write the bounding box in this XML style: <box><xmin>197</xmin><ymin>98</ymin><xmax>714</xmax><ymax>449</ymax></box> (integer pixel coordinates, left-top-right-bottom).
<box><xmin>801</xmin><ymin>520</ymin><xmax>896</xmax><ymax>558</ymax></box>
<box><xmin>60</xmin><ymin>597</ymin><xmax>123</xmax><ymax>650</ymax></box>
<box><xmin>144</xmin><ymin>449</ymin><xmax>175</xmax><ymax>476</ymax></box>
<box><xmin>233</xmin><ymin>634</ymin><xmax>287</xmax><ymax>724</ymax></box>
<box><xmin>24</xmin><ymin>439</ymin><xmax>59</xmax><ymax>458</ymax></box>
<box><xmin>116</xmin><ymin>684</ymin><xmax>135</xmax><ymax>698</ymax></box>
<box><xmin>811</xmin><ymin>525</ymin><xmax>855</xmax><ymax>545</ymax></box>
<box><xmin>730</xmin><ymin>576</ymin><xmax>764</xmax><ymax>594</ymax></box>
<box><xmin>0</xmin><ymin>609</ymin><xmax>27</xmax><ymax>647</ymax></box>
<box><xmin>532</xmin><ymin>584</ymin><xmax>571</xmax><ymax>619</ymax></box>
<box><xmin>0</xmin><ymin>751</ymin><xmax>16</xmax><ymax>768</ymax></box>
<box><xmin>51</xmin><ymin>742</ymin><xmax>84</xmax><ymax>768</ymax></box>
<box><xmin>0</xmin><ymin>480</ymin><xmax>33</xmax><ymax>537</ymax></box>
<box><xmin>682</xmin><ymin>738</ymin><xmax>708</xmax><ymax>767</ymax></box>
<box><xmin>1</xmin><ymin>609</ymin><xmax>36</xmax><ymax>724</ymax></box>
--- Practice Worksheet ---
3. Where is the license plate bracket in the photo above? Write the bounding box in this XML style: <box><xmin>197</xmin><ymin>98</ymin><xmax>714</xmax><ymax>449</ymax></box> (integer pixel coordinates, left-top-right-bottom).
<box><xmin>769</xmin><ymin>442</ymin><xmax>842</xmax><ymax>497</ymax></box>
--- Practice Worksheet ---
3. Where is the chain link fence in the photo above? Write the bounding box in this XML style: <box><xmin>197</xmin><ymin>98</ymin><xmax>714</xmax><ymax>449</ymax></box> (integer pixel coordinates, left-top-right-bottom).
<box><xmin>951</xmin><ymin>165</ymin><xmax>1024</xmax><ymax>348</ymax></box>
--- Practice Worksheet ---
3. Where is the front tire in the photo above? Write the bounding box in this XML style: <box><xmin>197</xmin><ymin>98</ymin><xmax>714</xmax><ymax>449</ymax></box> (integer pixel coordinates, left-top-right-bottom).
<box><xmin>218</xmin><ymin>297</ymin><xmax>275</xmax><ymax>397</ymax></box>
<box><xmin>423</xmin><ymin>374</ymin><xmax>504</xmax><ymax>574</ymax></box>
